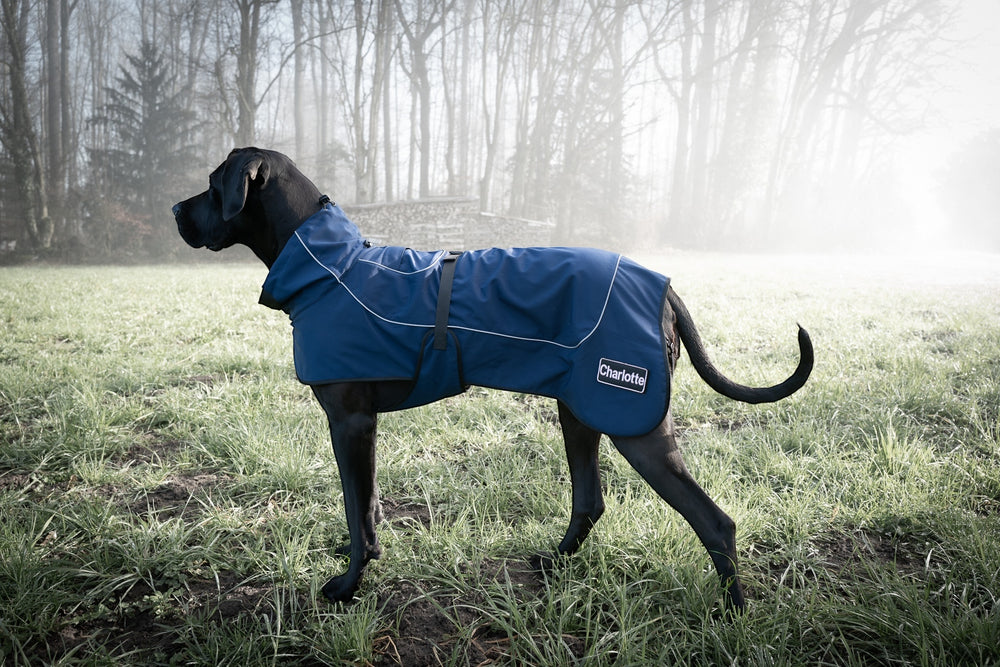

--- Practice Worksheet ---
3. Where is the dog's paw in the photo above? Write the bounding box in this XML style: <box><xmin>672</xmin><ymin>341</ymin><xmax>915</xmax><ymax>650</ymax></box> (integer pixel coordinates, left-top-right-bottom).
<box><xmin>321</xmin><ymin>575</ymin><xmax>359</xmax><ymax>603</ymax></box>
<box><xmin>528</xmin><ymin>552</ymin><xmax>562</xmax><ymax>574</ymax></box>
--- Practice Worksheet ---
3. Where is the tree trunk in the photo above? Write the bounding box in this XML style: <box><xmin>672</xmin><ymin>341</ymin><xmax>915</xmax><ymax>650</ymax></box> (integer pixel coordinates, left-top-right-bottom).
<box><xmin>667</xmin><ymin>0</ymin><xmax>695</xmax><ymax>245</ymax></box>
<box><xmin>366</xmin><ymin>0</ymin><xmax>392</xmax><ymax>201</ymax></box>
<box><xmin>1</xmin><ymin>0</ymin><xmax>52</xmax><ymax>250</ymax></box>
<box><xmin>508</xmin><ymin>0</ymin><xmax>547</xmax><ymax>216</ymax></box>
<box><xmin>416</xmin><ymin>51</ymin><xmax>431</xmax><ymax>198</ymax></box>
<box><xmin>604</xmin><ymin>0</ymin><xmax>625</xmax><ymax>222</ymax></box>
<box><xmin>45</xmin><ymin>0</ymin><xmax>63</xmax><ymax>201</ymax></box>
<box><xmin>478</xmin><ymin>0</ymin><xmax>516</xmax><ymax>211</ymax></box>
<box><xmin>381</xmin><ymin>0</ymin><xmax>395</xmax><ymax>201</ymax></box>
<box><xmin>291</xmin><ymin>0</ymin><xmax>305</xmax><ymax>157</ymax></box>
<box><xmin>315</xmin><ymin>0</ymin><xmax>332</xmax><ymax>189</ymax></box>
<box><xmin>688</xmin><ymin>0</ymin><xmax>717</xmax><ymax>243</ymax></box>
<box><xmin>457</xmin><ymin>0</ymin><xmax>473</xmax><ymax>197</ymax></box>
<box><xmin>352</xmin><ymin>0</ymin><xmax>369</xmax><ymax>201</ymax></box>
<box><xmin>60</xmin><ymin>0</ymin><xmax>76</xmax><ymax>191</ymax></box>
<box><xmin>395</xmin><ymin>0</ymin><xmax>453</xmax><ymax>200</ymax></box>
<box><xmin>234</xmin><ymin>0</ymin><xmax>263</xmax><ymax>146</ymax></box>
<box><xmin>441</xmin><ymin>20</ymin><xmax>456</xmax><ymax>195</ymax></box>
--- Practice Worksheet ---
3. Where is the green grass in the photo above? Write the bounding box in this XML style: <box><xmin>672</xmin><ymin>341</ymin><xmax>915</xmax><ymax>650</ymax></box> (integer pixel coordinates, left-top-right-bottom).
<box><xmin>1</xmin><ymin>254</ymin><xmax>998</xmax><ymax>665</ymax></box>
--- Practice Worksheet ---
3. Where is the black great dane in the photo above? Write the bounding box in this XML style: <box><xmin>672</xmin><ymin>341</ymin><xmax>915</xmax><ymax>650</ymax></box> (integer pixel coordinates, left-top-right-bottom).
<box><xmin>173</xmin><ymin>147</ymin><xmax>813</xmax><ymax>613</ymax></box>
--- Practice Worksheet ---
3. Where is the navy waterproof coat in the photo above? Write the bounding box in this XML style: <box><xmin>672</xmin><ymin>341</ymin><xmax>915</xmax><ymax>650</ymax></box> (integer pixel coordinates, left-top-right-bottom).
<box><xmin>260</xmin><ymin>203</ymin><xmax>672</xmax><ymax>437</ymax></box>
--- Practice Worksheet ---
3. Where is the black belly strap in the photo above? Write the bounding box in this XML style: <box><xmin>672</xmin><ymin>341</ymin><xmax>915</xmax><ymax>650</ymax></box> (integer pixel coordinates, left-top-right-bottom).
<box><xmin>433</xmin><ymin>252</ymin><xmax>462</xmax><ymax>350</ymax></box>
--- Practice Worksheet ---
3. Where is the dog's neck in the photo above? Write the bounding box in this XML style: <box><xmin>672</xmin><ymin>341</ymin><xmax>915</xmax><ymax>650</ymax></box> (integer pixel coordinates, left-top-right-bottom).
<box><xmin>248</xmin><ymin>176</ymin><xmax>324</xmax><ymax>268</ymax></box>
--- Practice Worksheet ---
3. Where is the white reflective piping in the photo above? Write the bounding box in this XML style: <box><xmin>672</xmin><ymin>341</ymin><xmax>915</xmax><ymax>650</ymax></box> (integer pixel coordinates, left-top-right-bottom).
<box><xmin>446</xmin><ymin>255</ymin><xmax>620</xmax><ymax>350</ymax></box>
<box><xmin>296</xmin><ymin>231</ymin><xmax>622</xmax><ymax>347</ymax></box>
<box><xmin>356</xmin><ymin>250</ymin><xmax>446</xmax><ymax>275</ymax></box>
<box><xmin>294</xmin><ymin>229</ymin><xmax>342</xmax><ymax>280</ymax></box>
<box><xmin>294</xmin><ymin>232</ymin><xmax>433</xmax><ymax>330</ymax></box>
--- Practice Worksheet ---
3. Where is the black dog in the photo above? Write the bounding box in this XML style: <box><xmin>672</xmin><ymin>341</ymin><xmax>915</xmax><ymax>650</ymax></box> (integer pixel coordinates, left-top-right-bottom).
<box><xmin>174</xmin><ymin>147</ymin><xmax>813</xmax><ymax>612</ymax></box>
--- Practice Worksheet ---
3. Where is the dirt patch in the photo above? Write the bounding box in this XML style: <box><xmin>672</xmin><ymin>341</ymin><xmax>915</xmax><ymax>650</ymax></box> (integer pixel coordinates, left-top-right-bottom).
<box><xmin>192</xmin><ymin>571</ymin><xmax>274</xmax><ymax>622</ymax></box>
<box><xmin>374</xmin><ymin>580</ymin><xmax>505</xmax><ymax>666</ymax></box>
<box><xmin>477</xmin><ymin>557</ymin><xmax>546</xmax><ymax>594</ymax></box>
<box><xmin>821</xmin><ymin>530</ymin><xmax>917</xmax><ymax>574</ymax></box>
<box><xmin>31</xmin><ymin>557</ymin><xmax>552</xmax><ymax>665</ymax></box>
<box><xmin>117</xmin><ymin>437</ymin><xmax>186</xmax><ymax>467</ymax></box>
<box><xmin>42</xmin><ymin>581</ymin><xmax>177</xmax><ymax>661</ymax></box>
<box><xmin>817</xmin><ymin>526</ymin><xmax>950</xmax><ymax>581</ymax></box>
<box><xmin>382</xmin><ymin>498</ymin><xmax>433</xmax><ymax>530</ymax></box>
<box><xmin>37</xmin><ymin>572</ymin><xmax>273</xmax><ymax>663</ymax></box>
<box><xmin>0</xmin><ymin>470</ymin><xmax>35</xmax><ymax>493</ymax></box>
<box><xmin>374</xmin><ymin>559</ymin><xmax>551</xmax><ymax>666</ymax></box>
<box><xmin>748</xmin><ymin>526</ymin><xmax>942</xmax><ymax>602</ymax></box>
<box><xmin>128</xmin><ymin>472</ymin><xmax>231</xmax><ymax>520</ymax></box>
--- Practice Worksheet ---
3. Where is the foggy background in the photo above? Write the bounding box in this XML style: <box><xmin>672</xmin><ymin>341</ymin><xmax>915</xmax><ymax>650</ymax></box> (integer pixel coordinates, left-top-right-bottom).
<box><xmin>1</xmin><ymin>0</ymin><xmax>997</xmax><ymax>259</ymax></box>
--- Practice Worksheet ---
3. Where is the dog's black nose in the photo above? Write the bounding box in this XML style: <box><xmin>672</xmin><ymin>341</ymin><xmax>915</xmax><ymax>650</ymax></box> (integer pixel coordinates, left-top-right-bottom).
<box><xmin>172</xmin><ymin>203</ymin><xmax>182</xmax><ymax>218</ymax></box>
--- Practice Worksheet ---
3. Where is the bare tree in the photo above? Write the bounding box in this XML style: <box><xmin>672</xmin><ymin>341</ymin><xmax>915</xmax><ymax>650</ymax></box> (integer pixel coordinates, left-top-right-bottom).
<box><xmin>58</xmin><ymin>0</ymin><xmax>76</xmax><ymax>188</ymax></box>
<box><xmin>395</xmin><ymin>0</ymin><xmax>455</xmax><ymax>199</ymax></box>
<box><xmin>290</xmin><ymin>0</ymin><xmax>305</xmax><ymax>156</ymax></box>
<box><xmin>226</xmin><ymin>0</ymin><xmax>278</xmax><ymax>146</ymax></box>
<box><xmin>45</xmin><ymin>0</ymin><xmax>62</xmax><ymax>200</ymax></box>
<box><xmin>763</xmin><ymin>0</ymin><xmax>949</xmax><ymax>242</ymax></box>
<box><xmin>1</xmin><ymin>0</ymin><xmax>51</xmax><ymax>249</ymax></box>
<box><xmin>477</xmin><ymin>0</ymin><xmax>521</xmax><ymax>210</ymax></box>
<box><xmin>322</xmin><ymin>0</ymin><xmax>379</xmax><ymax>202</ymax></box>
<box><xmin>379</xmin><ymin>0</ymin><xmax>395</xmax><ymax>200</ymax></box>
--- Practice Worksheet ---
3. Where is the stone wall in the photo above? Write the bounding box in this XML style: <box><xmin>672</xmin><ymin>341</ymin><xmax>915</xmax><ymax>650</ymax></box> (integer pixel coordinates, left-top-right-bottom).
<box><xmin>342</xmin><ymin>197</ymin><xmax>554</xmax><ymax>250</ymax></box>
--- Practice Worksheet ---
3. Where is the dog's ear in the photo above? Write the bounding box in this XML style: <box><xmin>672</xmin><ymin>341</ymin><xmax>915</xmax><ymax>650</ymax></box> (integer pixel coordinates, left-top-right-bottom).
<box><xmin>221</xmin><ymin>150</ymin><xmax>270</xmax><ymax>221</ymax></box>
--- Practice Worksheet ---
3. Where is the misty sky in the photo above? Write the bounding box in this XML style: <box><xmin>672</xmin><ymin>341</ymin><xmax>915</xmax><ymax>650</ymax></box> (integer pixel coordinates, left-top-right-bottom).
<box><xmin>900</xmin><ymin>0</ymin><xmax>1000</xmax><ymax>244</ymax></box>
<box><xmin>942</xmin><ymin>0</ymin><xmax>1000</xmax><ymax>131</ymax></box>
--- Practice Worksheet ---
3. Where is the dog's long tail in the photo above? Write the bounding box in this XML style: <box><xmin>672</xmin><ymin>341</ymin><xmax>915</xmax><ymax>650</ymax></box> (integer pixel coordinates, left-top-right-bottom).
<box><xmin>667</xmin><ymin>287</ymin><xmax>813</xmax><ymax>403</ymax></box>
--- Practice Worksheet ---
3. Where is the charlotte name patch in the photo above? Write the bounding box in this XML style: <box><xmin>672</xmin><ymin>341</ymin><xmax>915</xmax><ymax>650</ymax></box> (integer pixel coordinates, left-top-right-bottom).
<box><xmin>597</xmin><ymin>358</ymin><xmax>648</xmax><ymax>393</ymax></box>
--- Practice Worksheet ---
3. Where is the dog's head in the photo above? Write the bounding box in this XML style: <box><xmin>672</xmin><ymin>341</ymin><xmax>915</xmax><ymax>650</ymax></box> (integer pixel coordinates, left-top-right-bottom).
<box><xmin>173</xmin><ymin>147</ymin><xmax>321</xmax><ymax>264</ymax></box>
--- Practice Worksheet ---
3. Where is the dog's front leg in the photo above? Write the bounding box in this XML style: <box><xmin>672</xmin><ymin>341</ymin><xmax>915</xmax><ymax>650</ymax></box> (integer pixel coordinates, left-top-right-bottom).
<box><xmin>312</xmin><ymin>383</ymin><xmax>382</xmax><ymax>602</ymax></box>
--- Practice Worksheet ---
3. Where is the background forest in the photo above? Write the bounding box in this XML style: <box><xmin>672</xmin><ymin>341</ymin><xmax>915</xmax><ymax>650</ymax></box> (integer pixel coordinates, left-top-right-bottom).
<box><xmin>0</xmin><ymin>0</ymin><xmax>995</xmax><ymax>259</ymax></box>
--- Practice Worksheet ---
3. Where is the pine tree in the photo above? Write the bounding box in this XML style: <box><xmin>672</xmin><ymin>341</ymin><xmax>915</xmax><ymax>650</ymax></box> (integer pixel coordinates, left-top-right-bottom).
<box><xmin>87</xmin><ymin>40</ymin><xmax>196</xmax><ymax>256</ymax></box>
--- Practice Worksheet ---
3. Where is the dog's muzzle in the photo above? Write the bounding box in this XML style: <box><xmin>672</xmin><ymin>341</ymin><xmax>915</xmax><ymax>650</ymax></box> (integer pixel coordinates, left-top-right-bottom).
<box><xmin>173</xmin><ymin>202</ymin><xmax>215</xmax><ymax>250</ymax></box>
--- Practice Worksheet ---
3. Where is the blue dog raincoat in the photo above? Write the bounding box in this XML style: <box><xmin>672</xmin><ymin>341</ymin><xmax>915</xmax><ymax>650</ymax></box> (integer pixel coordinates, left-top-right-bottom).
<box><xmin>259</xmin><ymin>202</ymin><xmax>672</xmax><ymax>437</ymax></box>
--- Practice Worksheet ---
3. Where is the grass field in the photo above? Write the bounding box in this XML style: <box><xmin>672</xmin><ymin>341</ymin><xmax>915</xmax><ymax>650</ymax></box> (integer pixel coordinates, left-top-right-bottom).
<box><xmin>1</xmin><ymin>252</ymin><xmax>998</xmax><ymax>665</ymax></box>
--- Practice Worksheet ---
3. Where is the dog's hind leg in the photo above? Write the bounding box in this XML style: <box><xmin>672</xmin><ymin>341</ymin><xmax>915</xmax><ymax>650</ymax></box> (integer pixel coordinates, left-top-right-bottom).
<box><xmin>534</xmin><ymin>402</ymin><xmax>605</xmax><ymax>569</ymax></box>
<box><xmin>610</xmin><ymin>415</ymin><xmax>746</xmax><ymax>613</ymax></box>
<box><xmin>312</xmin><ymin>383</ymin><xmax>383</xmax><ymax>602</ymax></box>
